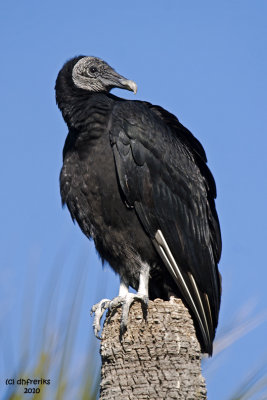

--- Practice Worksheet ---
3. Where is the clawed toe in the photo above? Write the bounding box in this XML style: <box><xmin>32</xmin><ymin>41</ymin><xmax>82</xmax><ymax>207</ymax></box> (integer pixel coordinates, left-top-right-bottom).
<box><xmin>91</xmin><ymin>293</ymin><xmax>149</xmax><ymax>339</ymax></box>
<box><xmin>91</xmin><ymin>298</ymin><xmax>112</xmax><ymax>339</ymax></box>
<box><xmin>120</xmin><ymin>293</ymin><xmax>148</xmax><ymax>332</ymax></box>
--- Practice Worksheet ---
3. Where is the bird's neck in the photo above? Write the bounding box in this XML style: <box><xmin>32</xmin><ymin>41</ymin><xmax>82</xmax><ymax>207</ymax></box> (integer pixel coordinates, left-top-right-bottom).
<box><xmin>55</xmin><ymin>73</ymin><xmax>87</xmax><ymax>123</ymax></box>
<box><xmin>58</xmin><ymin>88</ymin><xmax>114</xmax><ymax>132</ymax></box>
<box><xmin>55</xmin><ymin>71</ymin><xmax>117</xmax><ymax>129</ymax></box>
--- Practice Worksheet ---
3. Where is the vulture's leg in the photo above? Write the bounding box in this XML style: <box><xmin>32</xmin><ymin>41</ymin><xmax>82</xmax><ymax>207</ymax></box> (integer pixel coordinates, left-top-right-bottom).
<box><xmin>91</xmin><ymin>263</ymin><xmax>150</xmax><ymax>339</ymax></box>
<box><xmin>119</xmin><ymin>263</ymin><xmax>149</xmax><ymax>332</ymax></box>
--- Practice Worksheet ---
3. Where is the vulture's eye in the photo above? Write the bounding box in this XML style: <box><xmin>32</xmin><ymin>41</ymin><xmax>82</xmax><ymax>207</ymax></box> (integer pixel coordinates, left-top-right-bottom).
<box><xmin>89</xmin><ymin>66</ymin><xmax>98</xmax><ymax>74</ymax></box>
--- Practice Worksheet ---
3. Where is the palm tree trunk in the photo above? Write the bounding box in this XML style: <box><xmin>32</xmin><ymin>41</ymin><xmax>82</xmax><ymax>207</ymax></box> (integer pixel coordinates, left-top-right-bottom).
<box><xmin>99</xmin><ymin>298</ymin><xmax>207</xmax><ymax>400</ymax></box>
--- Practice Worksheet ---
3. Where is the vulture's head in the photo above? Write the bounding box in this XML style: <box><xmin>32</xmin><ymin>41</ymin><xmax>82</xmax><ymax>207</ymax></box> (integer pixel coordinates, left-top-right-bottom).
<box><xmin>56</xmin><ymin>56</ymin><xmax>137</xmax><ymax>96</ymax></box>
<box><xmin>72</xmin><ymin>56</ymin><xmax>137</xmax><ymax>94</ymax></box>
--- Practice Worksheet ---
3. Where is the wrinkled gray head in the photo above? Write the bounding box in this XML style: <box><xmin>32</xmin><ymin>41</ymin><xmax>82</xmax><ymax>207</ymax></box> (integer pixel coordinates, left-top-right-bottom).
<box><xmin>72</xmin><ymin>57</ymin><xmax>137</xmax><ymax>94</ymax></box>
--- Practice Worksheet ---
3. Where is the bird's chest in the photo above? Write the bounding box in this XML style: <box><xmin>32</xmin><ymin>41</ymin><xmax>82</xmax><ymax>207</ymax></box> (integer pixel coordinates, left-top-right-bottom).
<box><xmin>61</xmin><ymin>131</ymin><xmax>125</xmax><ymax>240</ymax></box>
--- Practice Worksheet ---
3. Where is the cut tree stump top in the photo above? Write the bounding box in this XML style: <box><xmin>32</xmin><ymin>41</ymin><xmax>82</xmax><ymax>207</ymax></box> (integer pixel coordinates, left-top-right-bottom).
<box><xmin>99</xmin><ymin>298</ymin><xmax>207</xmax><ymax>400</ymax></box>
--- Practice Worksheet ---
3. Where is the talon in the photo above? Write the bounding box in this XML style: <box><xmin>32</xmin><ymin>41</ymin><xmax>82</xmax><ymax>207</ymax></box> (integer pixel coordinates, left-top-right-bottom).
<box><xmin>91</xmin><ymin>293</ymin><xmax>149</xmax><ymax>339</ymax></box>
<box><xmin>91</xmin><ymin>298</ymin><xmax>112</xmax><ymax>338</ymax></box>
<box><xmin>120</xmin><ymin>293</ymin><xmax>148</xmax><ymax>334</ymax></box>
<box><xmin>91</xmin><ymin>266</ymin><xmax>150</xmax><ymax>339</ymax></box>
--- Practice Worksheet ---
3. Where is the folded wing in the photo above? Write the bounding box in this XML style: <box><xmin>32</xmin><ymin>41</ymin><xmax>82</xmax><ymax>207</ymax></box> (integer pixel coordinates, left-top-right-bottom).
<box><xmin>109</xmin><ymin>101</ymin><xmax>221</xmax><ymax>354</ymax></box>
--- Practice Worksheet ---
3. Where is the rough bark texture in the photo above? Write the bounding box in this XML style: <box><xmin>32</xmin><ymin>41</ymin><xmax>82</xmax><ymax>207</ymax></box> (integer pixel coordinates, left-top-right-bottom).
<box><xmin>99</xmin><ymin>298</ymin><xmax>207</xmax><ymax>400</ymax></box>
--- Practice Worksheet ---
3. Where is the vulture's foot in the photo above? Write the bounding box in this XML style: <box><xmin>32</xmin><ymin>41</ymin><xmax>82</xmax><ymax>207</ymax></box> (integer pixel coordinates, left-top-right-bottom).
<box><xmin>118</xmin><ymin>292</ymin><xmax>148</xmax><ymax>334</ymax></box>
<box><xmin>91</xmin><ymin>264</ymin><xmax>150</xmax><ymax>339</ymax></box>
<box><xmin>90</xmin><ymin>293</ymin><xmax>148</xmax><ymax>339</ymax></box>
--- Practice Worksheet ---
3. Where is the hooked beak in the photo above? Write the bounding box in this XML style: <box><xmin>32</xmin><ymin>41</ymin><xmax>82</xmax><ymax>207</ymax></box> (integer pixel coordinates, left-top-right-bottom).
<box><xmin>117</xmin><ymin>78</ymin><xmax>138</xmax><ymax>94</ymax></box>
<box><xmin>107</xmin><ymin>70</ymin><xmax>138</xmax><ymax>94</ymax></box>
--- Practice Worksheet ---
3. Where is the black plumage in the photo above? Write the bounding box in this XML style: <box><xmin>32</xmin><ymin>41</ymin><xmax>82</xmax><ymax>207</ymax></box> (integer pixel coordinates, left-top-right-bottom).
<box><xmin>55</xmin><ymin>56</ymin><xmax>222</xmax><ymax>355</ymax></box>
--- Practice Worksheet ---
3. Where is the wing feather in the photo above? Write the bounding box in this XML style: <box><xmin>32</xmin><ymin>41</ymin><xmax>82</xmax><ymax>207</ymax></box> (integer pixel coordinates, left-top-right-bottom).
<box><xmin>110</xmin><ymin>101</ymin><xmax>221</xmax><ymax>353</ymax></box>
<box><xmin>153</xmin><ymin>229</ymin><xmax>211</xmax><ymax>352</ymax></box>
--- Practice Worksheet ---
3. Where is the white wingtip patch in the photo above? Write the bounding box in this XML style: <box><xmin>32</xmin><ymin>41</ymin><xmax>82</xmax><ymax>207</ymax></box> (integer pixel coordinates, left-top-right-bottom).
<box><xmin>188</xmin><ymin>272</ymin><xmax>211</xmax><ymax>344</ymax></box>
<box><xmin>153</xmin><ymin>229</ymin><xmax>210</xmax><ymax>350</ymax></box>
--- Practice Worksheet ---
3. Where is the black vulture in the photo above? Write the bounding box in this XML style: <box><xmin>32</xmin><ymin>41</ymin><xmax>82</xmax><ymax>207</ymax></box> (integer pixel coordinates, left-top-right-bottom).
<box><xmin>55</xmin><ymin>56</ymin><xmax>222</xmax><ymax>355</ymax></box>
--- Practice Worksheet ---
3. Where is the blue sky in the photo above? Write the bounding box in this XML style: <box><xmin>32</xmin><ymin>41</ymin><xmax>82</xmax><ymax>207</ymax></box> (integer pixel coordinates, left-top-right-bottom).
<box><xmin>1</xmin><ymin>1</ymin><xmax>267</xmax><ymax>399</ymax></box>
